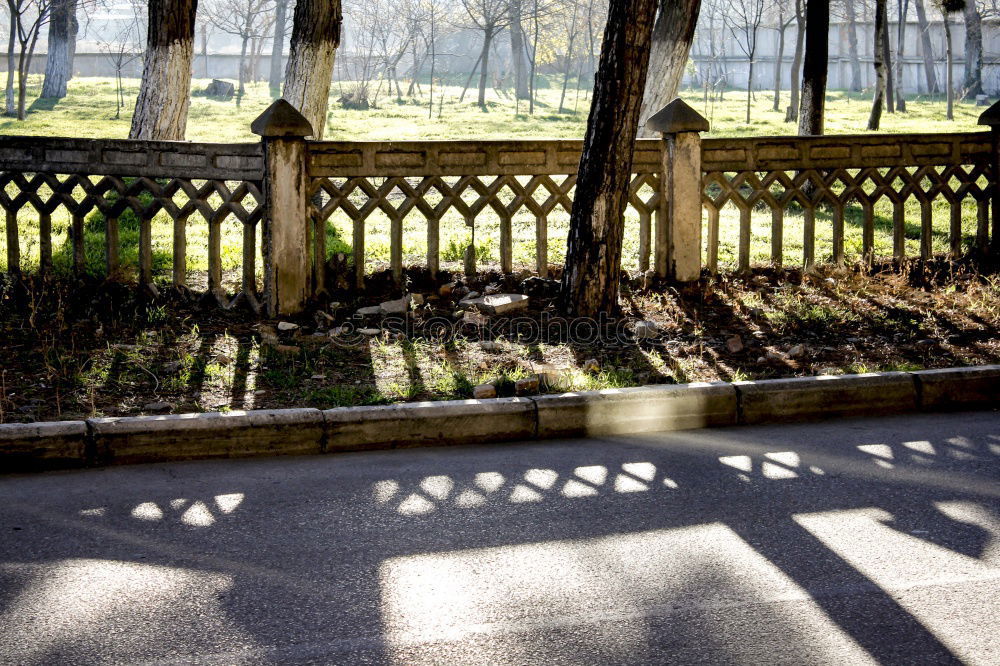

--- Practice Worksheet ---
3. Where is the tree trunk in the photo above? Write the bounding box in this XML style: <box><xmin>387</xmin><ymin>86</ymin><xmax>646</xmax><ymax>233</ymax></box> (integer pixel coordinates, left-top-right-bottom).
<box><xmin>477</xmin><ymin>32</ymin><xmax>492</xmax><ymax>108</ymax></box>
<box><xmin>746</xmin><ymin>60</ymin><xmax>753</xmax><ymax>124</ymax></box>
<box><xmin>237</xmin><ymin>35</ymin><xmax>248</xmax><ymax>101</ymax></box>
<box><xmin>509</xmin><ymin>0</ymin><xmax>530</xmax><ymax>99</ymax></box>
<box><xmin>772</xmin><ymin>23</ymin><xmax>785</xmax><ymax>112</ymax></box>
<box><xmin>637</xmin><ymin>0</ymin><xmax>701</xmax><ymax>136</ymax></box>
<box><xmin>785</xmin><ymin>0</ymin><xmax>804</xmax><ymax>122</ymax></box>
<box><xmin>963</xmin><ymin>0</ymin><xmax>983</xmax><ymax>97</ymax></box>
<box><xmin>16</xmin><ymin>24</ymin><xmax>41</xmax><ymax>120</ymax></box>
<box><xmin>896</xmin><ymin>0</ymin><xmax>907</xmax><ymax>111</ymax></box>
<box><xmin>845</xmin><ymin>0</ymin><xmax>862</xmax><ymax>92</ymax></box>
<box><xmin>42</xmin><ymin>0</ymin><xmax>77</xmax><ymax>98</ymax></box>
<box><xmin>868</xmin><ymin>0</ymin><xmax>887</xmax><ymax>130</ymax></box>
<box><xmin>129</xmin><ymin>0</ymin><xmax>198</xmax><ymax>141</ymax></box>
<box><xmin>558</xmin><ymin>4</ymin><xmax>578</xmax><ymax>113</ymax></box>
<box><xmin>269</xmin><ymin>0</ymin><xmax>288</xmax><ymax>97</ymax></box>
<box><xmin>5</xmin><ymin>9</ymin><xmax>15</xmax><ymax>116</ymax></box>
<box><xmin>943</xmin><ymin>8</ymin><xmax>953</xmax><ymax>120</ymax></box>
<box><xmin>797</xmin><ymin>0</ymin><xmax>829</xmax><ymax>135</ymax></box>
<box><xmin>914</xmin><ymin>0</ymin><xmax>938</xmax><ymax>94</ymax></box>
<box><xmin>560</xmin><ymin>0</ymin><xmax>657</xmax><ymax>317</ymax></box>
<box><xmin>282</xmin><ymin>0</ymin><xmax>342</xmax><ymax>139</ymax></box>
<box><xmin>883</xmin><ymin>3</ymin><xmax>894</xmax><ymax>113</ymax></box>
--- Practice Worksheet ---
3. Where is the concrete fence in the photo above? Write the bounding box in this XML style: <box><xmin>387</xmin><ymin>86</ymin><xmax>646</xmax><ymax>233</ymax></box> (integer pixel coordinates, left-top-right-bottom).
<box><xmin>1</xmin><ymin>98</ymin><xmax>999</xmax><ymax>316</ymax></box>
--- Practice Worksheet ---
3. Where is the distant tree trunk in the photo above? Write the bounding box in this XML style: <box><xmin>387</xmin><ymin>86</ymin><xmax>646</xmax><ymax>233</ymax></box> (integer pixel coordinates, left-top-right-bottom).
<box><xmin>785</xmin><ymin>0</ymin><xmax>804</xmax><ymax>122</ymax></box>
<box><xmin>16</xmin><ymin>25</ymin><xmax>42</xmax><ymax>120</ymax></box>
<box><xmin>269</xmin><ymin>0</ymin><xmax>288</xmax><ymax>97</ymax></box>
<box><xmin>5</xmin><ymin>10</ymin><xmax>15</xmax><ymax>116</ymax></box>
<box><xmin>509</xmin><ymin>0</ymin><xmax>530</xmax><ymax>99</ymax></box>
<box><xmin>883</xmin><ymin>3</ymin><xmax>894</xmax><ymax>113</ymax></box>
<box><xmin>237</xmin><ymin>35</ymin><xmax>249</xmax><ymax>101</ymax></box>
<box><xmin>943</xmin><ymin>7</ymin><xmax>953</xmax><ymax>120</ymax></box>
<box><xmin>282</xmin><ymin>0</ymin><xmax>342</xmax><ymax>139</ymax></box>
<box><xmin>129</xmin><ymin>0</ymin><xmax>199</xmax><ymax>140</ymax></box>
<box><xmin>845</xmin><ymin>0</ymin><xmax>863</xmax><ymax>91</ymax></box>
<box><xmin>558</xmin><ymin>3</ymin><xmax>579</xmax><ymax>113</ymax></box>
<box><xmin>798</xmin><ymin>0</ymin><xmax>829</xmax><ymax>135</ymax></box>
<box><xmin>637</xmin><ymin>0</ymin><xmax>701</xmax><ymax>136</ymax></box>
<box><xmin>914</xmin><ymin>0</ymin><xmax>938</xmax><ymax>93</ymax></box>
<box><xmin>477</xmin><ymin>32</ymin><xmax>493</xmax><ymax>107</ymax></box>
<box><xmin>963</xmin><ymin>0</ymin><xmax>983</xmax><ymax>97</ymax></box>
<box><xmin>896</xmin><ymin>0</ymin><xmax>907</xmax><ymax>111</ymax></box>
<box><xmin>772</xmin><ymin>20</ymin><xmax>786</xmax><ymax>112</ymax></box>
<box><xmin>560</xmin><ymin>0</ymin><xmax>657</xmax><ymax>317</ymax></box>
<box><xmin>868</xmin><ymin>0</ymin><xmax>888</xmax><ymax>130</ymax></box>
<box><xmin>746</xmin><ymin>59</ymin><xmax>754</xmax><ymax>123</ymax></box>
<box><xmin>42</xmin><ymin>0</ymin><xmax>77</xmax><ymax>98</ymax></box>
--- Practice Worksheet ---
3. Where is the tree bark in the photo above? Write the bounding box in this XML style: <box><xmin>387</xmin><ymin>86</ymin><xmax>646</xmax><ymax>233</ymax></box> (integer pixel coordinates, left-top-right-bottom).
<box><xmin>785</xmin><ymin>0</ymin><xmax>804</xmax><ymax>122</ymax></box>
<box><xmin>560</xmin><ymin>0</ymin><xmax>657</xmax><ymax>317</ymax></box>
<box><xmin>914</xmin><ymin>0</ymin><xmax>938</xmax><ymax>93</ymax></box>
<box><xmin>883</xmin><ymin>2</ymin><xmax>894</xmax><ymax>113</ymax></box>
<box><xmin>42</xmin><ymin>0</ymin><xmax>77</xmax><ymax>98</ymax></box>
<box><xmin>797</xmin><ymin>0</ymin><xmax>829</xmax><ymax>135</ymax></box>
<box><xmin>845</xmin><ymin>0</ymin><xmax>862</xmax><ymax>91</ymax></box>
<box><xmin>963</xmin><ymin>0</ymin><xmax>983</xmax><ymax>97</ymax></box>
<box><xmin>269</xmin><ymin>0</ymin><xmax>288</xmax><ymax>97</ymax></box>
<box><xmin>509</xmin><ymin>0</ymin><xmax>530</xmax><ymax>99</ymax></box>
<box><xmin>282</xmin><ymin>0</ymin><xmax>342</xmax><ymax>139</ymax></box>
<box><xmin>868</xmin><ymin>0</ymin><xmax>887</xmax><ymax>130</ymax></box>
<box><xmin>129</xmin><ymin>0</ymin><xmax>199</xmax><ymax>140</ymax></box>
<box><xmin>637</xmin><ymin>0</ymin><xmax>701</xmax><ymax>136</ymax></box>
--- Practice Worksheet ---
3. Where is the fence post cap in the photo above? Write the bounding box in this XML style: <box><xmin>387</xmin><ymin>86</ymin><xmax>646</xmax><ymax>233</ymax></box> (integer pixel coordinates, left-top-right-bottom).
<box><xmin>251</xmin><ymin>99</ymin><xmax>314</xmax><ymax>138</ymax></box>
<box><xmin>646</xmin><ymin>98</ymin><xmax>710</xmax><ymax>134</ymax></box>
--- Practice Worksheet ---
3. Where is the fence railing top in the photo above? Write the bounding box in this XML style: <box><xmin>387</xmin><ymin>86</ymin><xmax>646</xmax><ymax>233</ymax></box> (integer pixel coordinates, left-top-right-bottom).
<box><xmin>306</xmin><ymin>138</ymin><xmax>664</xmax><ymax>177</ymax></box>
<box><xmin>701</xmin><ymin>131</ymin><xmax>992</xmax><ymax>171</ymax></box>
<box><xmin>0</xmin><ymin>135</ymin><xmax>263</xmax><ymax>181</ymax></box>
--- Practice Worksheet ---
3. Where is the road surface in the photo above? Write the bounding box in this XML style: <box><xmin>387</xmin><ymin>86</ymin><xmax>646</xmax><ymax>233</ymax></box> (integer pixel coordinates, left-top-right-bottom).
<box><xmin>1</xmin><ymin>411</ymin><xmax>998</xmax><ymax>665</ymax></box>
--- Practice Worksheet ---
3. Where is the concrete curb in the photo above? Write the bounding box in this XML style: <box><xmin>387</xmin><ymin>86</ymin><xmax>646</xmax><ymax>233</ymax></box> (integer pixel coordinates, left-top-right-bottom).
<box><xmin>0</xmin><ymin>366</ymin><xmax>996</xmax><ymax>472</ymax></box>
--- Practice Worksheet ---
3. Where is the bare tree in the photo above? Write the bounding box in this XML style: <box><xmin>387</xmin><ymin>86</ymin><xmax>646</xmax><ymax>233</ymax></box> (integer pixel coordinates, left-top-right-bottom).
<box><xmin>267</xmin><ymin>0</ymin><xmax>288</xmax><ymax>96</ymax></box>
<box><xmin>508</xmin><ymin>0</ymin><xmax>529</xmax><ymax>98</ymax></box>
<box><xmin>935</xmin><ymin>0</ymin><xmax>965</xmax><ymax>120</ymax></box>
<box><xmin>204</xmin><ymin>0</ymin><xmax>275</xmax><ymax>102</ymax></box>
<box><xmin>97</xmin><ymin>0</ymin><xmax>144</xmax><ymax>118</ymax></box>
<box><xmin>770</xmin><ymin>0</ymin><xmax>794</xmax><ymax>112</ymax></box>
<box><xmin>785</xmin><ymin>0</ymin><xmax>804</xmax><ymax>121</ymax></box>
<box><xmin>914</xmin><ymin>0</ymin><xmax>939</xmax><ymax>93</ymax></box>
<box><xmin>460</xmin><ymin>0</ymin><xmax>511</xmax><ymax>108</ymax></box>
<box><xmin>868</xmin><ymin>0</ymin><xmax>889</xmax><ymax>129</ymax></box>
<box><xmin>896</xmin><ymin>0</ymin><xmax>909</xmax><ymax>110</ymax></box>
<box><xmin>129</xmin><ymin>0</ymin><xmax>198</xmax><ymax>140</ymax></box>
<box><xmin>5</xmin><ymin>0</ymin><xmax>53</xmax><ymax>119</ymax></box>
<box><xmin>725</xmin><ymin>0</ymin><xmax>765</xmax><ymax>124</ymax></box>
<box><xmin>963</xmin><ymin>0</ymin><xmax>983</xmax><ymax>97</ymax></box>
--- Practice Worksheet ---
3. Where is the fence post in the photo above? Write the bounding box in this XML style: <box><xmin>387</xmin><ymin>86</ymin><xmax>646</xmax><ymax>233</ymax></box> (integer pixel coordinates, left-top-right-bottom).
<box><xmin>978</xmin><ymin>101</ymin><xmax>1000</xmax><ymax>256</ymax></box>
<box><xmin>252</xmin><ymin>99</ymin><xmax>314</xmax><ymax>317</ymax></box>
<box><xmin>647</xmin><ymin>99</ymin><xmax>709</xmax><ymax>282</ymax></box>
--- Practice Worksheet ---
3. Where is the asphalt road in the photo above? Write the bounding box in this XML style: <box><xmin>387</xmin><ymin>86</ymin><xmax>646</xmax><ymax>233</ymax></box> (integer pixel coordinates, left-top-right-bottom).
<box><xmin>1</xmin><ymin>411</ymin><xmax>998</xmax><ymax>665</ymax></box>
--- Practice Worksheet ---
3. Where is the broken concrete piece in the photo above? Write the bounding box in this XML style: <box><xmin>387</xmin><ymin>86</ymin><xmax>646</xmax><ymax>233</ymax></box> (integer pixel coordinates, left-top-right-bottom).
<box><xmin>459</xmin><ymin>293</ymin><xmax>529</xmax><ymax>315</ymax></box>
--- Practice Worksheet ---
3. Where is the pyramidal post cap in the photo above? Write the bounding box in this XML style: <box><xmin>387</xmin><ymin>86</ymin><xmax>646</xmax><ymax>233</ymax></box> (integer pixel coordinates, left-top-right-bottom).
<box><xmin>978</xmin><ymin>98</ymin><xmax>1000</xmax><ymax>127</ymax></box>
<box><xmin>251</xmin><ymin>99</ymin><xmax>314</xmax><ymax>138</ymax></box>
<box><xmin>645</xmin><ymin>98</ymin><xmax>710</xmax><ymax>134</ymax></box>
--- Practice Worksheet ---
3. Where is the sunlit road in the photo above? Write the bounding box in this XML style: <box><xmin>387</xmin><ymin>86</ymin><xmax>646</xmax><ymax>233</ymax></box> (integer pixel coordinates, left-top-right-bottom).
<box><xmin>1</xmin><ymin>411</ymin><xmax>998</xmax><ymax>665</ymax></box>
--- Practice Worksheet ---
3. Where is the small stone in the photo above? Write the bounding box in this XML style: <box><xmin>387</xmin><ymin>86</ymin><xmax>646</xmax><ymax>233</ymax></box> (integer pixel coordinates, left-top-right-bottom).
<box><xmin>277</xmin><ymin>321</ymin><xmax>299</xmax><ymax>331</ymax></box>
<box><xmin>143</xmin><ymin>401</ymin><xmax>172</xmax><ymax>413</ymax></box>
<box><xmin>846</xmin><ymin>337</ymin><xmax>862</xmax><ymax>344</ymax></box>
<box><xmin>273</xmin><ymin>344</ymin><xmax>301</xmax><ymax>354</ymax></box>
<box><xmin>453</xmin><ymin>286</ymin><xmax>470</xmax><ymax>299</ymax></box>
<box><xmin>254</xmin><ymin>389</ymin><xmax>266</xmax><ymax>396</ymax></box>
<box><xmin>380</xmin><ymin>297</ymin><xmax>408</xmax><ymax>314</ymax></box>
<box><xmin>484</xmin><ymin>284</ymin><xmax>501</xmax><ymax>295</ymax></box>
<box><xmin>473</xmin><ymin>383</ymin><xmax>497</xmax><ymax>399</ymax></box>
<box><xmin>214</xmin><ymin>353</ymin><xmax>233</xmax><ymax>366</ymax></box>
<box><xmin>408</xmin><ymin>293</ymin><xmax>425</xmax><ymax>307</ymax></box>
<box><xmin>726</xmin><ymin>335</ymin><xmax>744</xmax><ymax>354</ymax></box>
<box><xmin>460</xmin><ymin>293</ymin><xmax>529</xmax><ymax>315</ymax></box>
<box><xmin>766</xmin><ymin>350</ymin><xmax>785</xmax><ymax>362</ymax></box>
<box><xmin>439</xmin><ymin>282</ymin><xmax>456</xmax><ymax>297</ymax></box>
<box><xmin>756</xmin><ymin>356</ymin><xmax>767</xmax><ymax>364</ymax></box>
<box><xmin>480</xmin><ymin>341</ymin><xmax>499</xmax><ymax>351</ymax></box>
<box><xmin>356</xmin><ymin>305</ymin><xmax>382</xmax><ymax>316</ymax></box>
<box><xmin>310</xmin><ymin>374</ymin><xmax>326</xmax><ymax>380</ymax></box>
<box><xmin>515</xmin><ymin>376</ymin><xmax>540</xmax><ymax>396</ymax></box>
<box><xmin>582</xmin><ymin>358</ymin><xmax>600</xmax><ymax>374</ymax></box>
<box><xmin>787</xmin><ymin>344</ymin><xmax>807</xmax><ymax>359</ymax></box>
<box><xmin>916</xmin><ymin>339</ymin><xmax>937</xmax><ymax>349</ymax></box>
<box><xmin>162</xmin><ymin>361</ymin><xmax>182</xmax><ymax>373</ymax></box>
<box><xmin>634</xmin><ymin>320</ymin><xmax>658</xmax><ymax>339</ymax></box>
